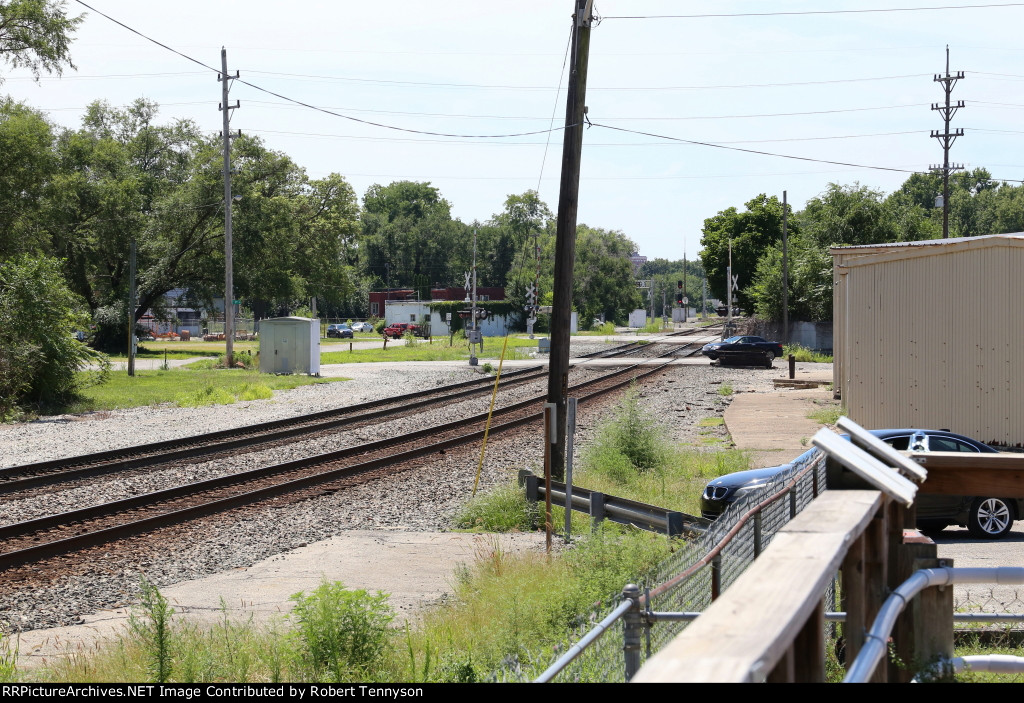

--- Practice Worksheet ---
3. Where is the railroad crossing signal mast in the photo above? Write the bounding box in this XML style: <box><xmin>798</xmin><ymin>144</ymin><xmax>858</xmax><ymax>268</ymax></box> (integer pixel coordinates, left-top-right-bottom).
<box><xmin>930</xmin><ymin>46</ymin><xmax>965</xmax><ymax>239</ymax></box>
<box><xmin>465</xmin><ymin>229</ymin><xmax>483</xmax><ymax>366</ymax></box>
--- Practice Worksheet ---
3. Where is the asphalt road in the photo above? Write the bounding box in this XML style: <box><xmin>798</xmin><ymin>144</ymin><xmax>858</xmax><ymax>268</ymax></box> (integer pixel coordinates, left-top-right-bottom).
<box><xmin>934</xmin><ymin>524</ymin><xmax>1024</xmax><ymax>614</ymax></box>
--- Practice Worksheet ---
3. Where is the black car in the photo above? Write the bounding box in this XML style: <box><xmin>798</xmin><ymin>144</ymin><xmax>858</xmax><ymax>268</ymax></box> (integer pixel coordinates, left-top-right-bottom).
<box><xmin>701</xmin><ymin>336</ymin><xmax>784</xmax><ymax>362</ymax></box>
<box><xmin>326</xmin><ymin>324</ymin><xmax>353</xmax><ymax>339</ymax></box>
<box><xmin>700</xmin><ymin>429</ymin><xmax>1022</xmax><ymax>539</ymax></box>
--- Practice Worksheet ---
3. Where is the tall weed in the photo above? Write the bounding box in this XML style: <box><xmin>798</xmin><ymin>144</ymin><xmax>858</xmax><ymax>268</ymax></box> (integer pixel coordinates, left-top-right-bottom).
<box><xmin>128</xmin><ymin>578</ymin><xmax>175</xmax><ymax>683</ymax></box>
<box><xmin>586</xmin><ymin>384</ymin><xmax>668</xmax><ymax>477</ymax></box>
<box><xmin>0</xmin><ymin>632</ymin><xmax>17</xmax><ymax>682</ymax></box>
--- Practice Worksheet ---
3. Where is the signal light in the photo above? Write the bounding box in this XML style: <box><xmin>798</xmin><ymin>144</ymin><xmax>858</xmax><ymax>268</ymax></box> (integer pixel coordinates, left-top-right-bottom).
<box><xmin>677</xmin><ymin>280</ymin><xmax>683</xmax><ymax>289</ymax></box>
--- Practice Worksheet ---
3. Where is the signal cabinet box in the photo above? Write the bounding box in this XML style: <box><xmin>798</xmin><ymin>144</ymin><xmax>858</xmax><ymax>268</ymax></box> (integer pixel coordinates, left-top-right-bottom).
<box><xmin>259</xmin><ymin>317</ymin><xmax>321</xmax><ymax>375</ymax></box>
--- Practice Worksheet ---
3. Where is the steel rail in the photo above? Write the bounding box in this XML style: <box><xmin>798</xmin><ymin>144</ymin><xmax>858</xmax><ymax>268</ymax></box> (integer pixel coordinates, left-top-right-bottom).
<box><xmin>0</xmin><ymin>360</ymin><xmax>674</xmax><ymax>570</ymax></box>
<box><xmin>0</xmin><ymin>366</ymin><xmax>551</xmax><ymax>494</ymax></box>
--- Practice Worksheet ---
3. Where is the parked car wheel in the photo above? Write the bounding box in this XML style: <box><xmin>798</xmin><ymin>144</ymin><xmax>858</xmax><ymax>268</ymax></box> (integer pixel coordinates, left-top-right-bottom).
<box><xmin>766</xmin><ymin>350</ymin><xmax>775</xmax><ymax>362</ymax></box>
<box><xmin>967</xmin><ymin>497</ymin><xmax>1015</xmax><ymax>539</ymax></box>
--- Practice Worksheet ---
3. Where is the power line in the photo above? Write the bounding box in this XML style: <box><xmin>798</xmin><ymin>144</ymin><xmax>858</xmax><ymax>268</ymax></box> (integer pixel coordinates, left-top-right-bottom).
<box><xmin>603</xmin><ymin>3</ymin><xmax>1024</xmax><ymax>19</ymax></box>
<box><xmin>242</xmin><ymin>68</ymin><xmax>930</xmax><ymax>91</ymax></box>
<box><xmin>72</xmin><ymin>0</ymin><xmax>574</xmax><ymax>141</ymax></box>
<box><xmin>590</xmin><ymin>122</ymin><xmax>922</xmax><ymax>175</ymax></box>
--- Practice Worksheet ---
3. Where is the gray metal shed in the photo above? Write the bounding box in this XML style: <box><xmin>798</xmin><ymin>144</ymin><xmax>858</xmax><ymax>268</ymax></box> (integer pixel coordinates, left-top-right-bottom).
<box><xmin>832</xmin><ymin>233</ymin><xmax>1024</xmax><ymax>447</ymax></box>
<box><xmin>258</xmin><ymin>317</ymin><xmax>321</xmax><ymax>375</ymax></box>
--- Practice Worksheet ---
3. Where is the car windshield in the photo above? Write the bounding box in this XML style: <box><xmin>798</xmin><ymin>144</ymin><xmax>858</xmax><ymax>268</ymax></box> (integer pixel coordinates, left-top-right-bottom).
<box><xmin>723</xmin><ymin>336</ymin><xmax>742</xmax><ymax>343</ymax></box>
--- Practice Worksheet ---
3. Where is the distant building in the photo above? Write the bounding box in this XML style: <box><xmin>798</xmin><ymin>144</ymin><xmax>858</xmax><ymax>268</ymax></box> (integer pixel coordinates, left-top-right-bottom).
<box><xmin>630</xmin><ymin>255</ymin><xmax>648</xmax><ymax>275</ymax></box>
<box><xmin>368</xmin><ymin>286</ymin><xmax>505</xmax><ymax>319</ymax></box>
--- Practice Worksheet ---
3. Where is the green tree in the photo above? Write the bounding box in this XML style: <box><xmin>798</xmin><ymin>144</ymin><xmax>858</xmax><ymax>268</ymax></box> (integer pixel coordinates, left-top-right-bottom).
<box><xmin>360</xmin><ymin>180</ymin><xmax>468</xmax><ymax>290</ymax></box>
<box><xmin>573</xmin><ymin>225</ymin><xmax>642</xmax><ymax>324</ymax></box>
<box><xmin>0</xmin><ymin>0</ymin><xmax>81</xmax><ymax>82</ymax></box>
<box><xmin>0</xmin><ymin>98</ymin><xmax>55</xmax><ymax>258</ymax></box>
<box><xmin>0</xmin><ymin>254</ymin><xmax>107</xmax><ymax>417</ymax></box>
<box><xmin>699</xmin><ymin>194</ymin><xmax>792</xmax><ymax>311</ymax></box>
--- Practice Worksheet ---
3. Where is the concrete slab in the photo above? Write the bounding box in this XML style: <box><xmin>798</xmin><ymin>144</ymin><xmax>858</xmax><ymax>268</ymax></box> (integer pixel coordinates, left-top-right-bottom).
<box><xmin>724</xmin><ymin>385</ymin><xmax>837</xmax><ymax>469</ymax></box>
<box><xmin>11</xmin><ymin>530</ymin><xmax>550</xmax><ymax>670</ymax></box>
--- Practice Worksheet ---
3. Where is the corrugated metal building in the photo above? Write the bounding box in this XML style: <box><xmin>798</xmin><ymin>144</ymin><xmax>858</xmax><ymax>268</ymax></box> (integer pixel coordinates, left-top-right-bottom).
<box><xmin>832</xmin><ymin>233</ymin><xmax>1024</xmax><ymax>447</ymax></box>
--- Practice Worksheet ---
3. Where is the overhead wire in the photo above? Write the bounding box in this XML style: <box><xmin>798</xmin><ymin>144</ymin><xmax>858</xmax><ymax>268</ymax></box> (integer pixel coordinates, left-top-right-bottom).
<box><xmin>602</xmin><ymin>3</ymin><xmax>1024</xmax><ymax>19</ymax></box>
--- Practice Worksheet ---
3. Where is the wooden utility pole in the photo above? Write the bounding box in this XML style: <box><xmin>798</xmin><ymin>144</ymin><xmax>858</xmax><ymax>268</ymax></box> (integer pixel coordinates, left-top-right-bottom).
<box><xmin>782</xmin><ymin>190</ymin><xmax>789</xmax><ymax>344</ymax></box>
<box><xmin>220</xmin><ymin>48</ymin><xmax>240</xmax><ymax>366</ymax></box>
<box><xmin>930</xmin><ymin>45</ymin><xmax>964</xmax><ymax>239</ymax></box>
<box><xmin>128</xmin><ymin>239</ymin><xmax>136</xmax><ymax>377</ymax></box>
<box><xmin>547</xmin><ymin>0</ymin><xmax>594</xmax><ymax>481</ymax></box>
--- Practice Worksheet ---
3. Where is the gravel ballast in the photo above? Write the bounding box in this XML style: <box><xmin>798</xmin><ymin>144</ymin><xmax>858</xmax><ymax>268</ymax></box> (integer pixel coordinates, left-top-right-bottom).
<box><xmin>0</xmin><ymin>352</ymin><xmax>783</xmax><ymax>633</ymax></box>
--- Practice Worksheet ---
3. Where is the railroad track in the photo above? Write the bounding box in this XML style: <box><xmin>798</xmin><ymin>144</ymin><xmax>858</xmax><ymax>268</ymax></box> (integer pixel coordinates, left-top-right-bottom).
<box><xmin>0</xmin><ymin>334</ymin><xmax>692</xmax><ymax>496</ymax></box>
<box><xmin>0</xmin><ymin>360</ymin><xmax>676</xmax><ymax>571</ymax></box>
<box><xmin>0</xmin><ymin>366</ymin><xmax>558</xmax><ymax>495</ymax></box>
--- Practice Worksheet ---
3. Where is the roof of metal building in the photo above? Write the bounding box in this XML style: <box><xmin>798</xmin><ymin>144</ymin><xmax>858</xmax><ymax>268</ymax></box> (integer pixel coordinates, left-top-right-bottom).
<box><xmin>831</xmin><ymin>232</ymin><xmax>1024</xmax><ymax>253</ymax></box>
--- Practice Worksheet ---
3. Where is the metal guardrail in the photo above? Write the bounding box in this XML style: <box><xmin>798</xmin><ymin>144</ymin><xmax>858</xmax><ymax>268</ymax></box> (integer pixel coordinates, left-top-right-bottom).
<box><xmin>517</xmin><ymin>470</ymin><xmax>710</xmax><ymax>538</ymax></box>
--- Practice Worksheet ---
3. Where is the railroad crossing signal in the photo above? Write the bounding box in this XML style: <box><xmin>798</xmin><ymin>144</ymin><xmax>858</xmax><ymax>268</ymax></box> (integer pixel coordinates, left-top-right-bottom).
<box><xmin>732</xmin><ymin>274</ymin><xmax>739</xmax><ymax>291</ymax></box>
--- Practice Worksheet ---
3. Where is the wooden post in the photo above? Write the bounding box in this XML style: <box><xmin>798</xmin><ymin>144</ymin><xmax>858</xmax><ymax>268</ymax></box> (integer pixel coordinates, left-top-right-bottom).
<box><xmin>865</xmin><ymin>502</ymin><xmax>889</xmax><ymax>683</ymax></box>
<box><xmin>913</xmin><ymin>557</ymin><xmax>955</xmax><ymax>681</ymax></box>
<box><xmin>889</xmin><ymin>524</ymin><xmax>939</xmax><ymax>683</ymax></box>
<box><xmin>841</xmin><ymin>532</ymin><xmax>867</xmax><ymax>671</ymax></box>
<box><xmin>792</xmin><ymin>599</ymin><xmax>826</xmax><ymax>682</ymax></box>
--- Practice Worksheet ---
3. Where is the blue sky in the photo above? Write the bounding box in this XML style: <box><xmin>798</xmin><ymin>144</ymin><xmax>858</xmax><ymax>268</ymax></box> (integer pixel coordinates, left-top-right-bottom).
<box><xmin>4</xmin><ymin>1</ymin><xmax>1024</xmax><ymax>262</ymax></box>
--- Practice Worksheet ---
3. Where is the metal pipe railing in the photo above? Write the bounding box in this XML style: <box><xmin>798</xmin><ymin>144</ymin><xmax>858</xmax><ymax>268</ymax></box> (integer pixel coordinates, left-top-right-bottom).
<box><xmin>845</xmin><ymin>567</ymin><xmax>1024</xmax><ymax>683</ymax></box>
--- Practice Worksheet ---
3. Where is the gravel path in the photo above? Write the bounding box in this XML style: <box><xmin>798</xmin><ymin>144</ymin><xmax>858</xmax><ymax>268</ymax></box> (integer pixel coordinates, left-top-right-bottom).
<box><xmin>0</xmin><ymin>351</ymin><xmax>780</xmax><ymax>633</ymax></box>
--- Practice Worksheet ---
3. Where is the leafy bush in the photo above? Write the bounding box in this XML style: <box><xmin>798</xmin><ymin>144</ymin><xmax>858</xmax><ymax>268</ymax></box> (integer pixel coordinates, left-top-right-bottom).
<box><xmin>0</xmin><ymin>255</ymin><xmax>109</xmax><ymax>417</ymax></box>
<box><xmin>289</xmin><ymin>581</ymin><xmax>394</xmax><ymax>682</ymax></box>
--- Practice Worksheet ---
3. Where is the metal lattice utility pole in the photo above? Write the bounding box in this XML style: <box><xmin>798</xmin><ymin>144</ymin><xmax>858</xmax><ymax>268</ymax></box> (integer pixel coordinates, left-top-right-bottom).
<box><xmin>930</xmin><ymin>45</ymin><xmax>964</xmax><ymax>239</ymax></box>
<box><xmin>548</xmin><ymin>0</ymin><xmax>594</xmax><ymax>481</ymax></box>
<box><xmin>220</xmin><ymin>48</ymin><xmax>240</xmax><ymax>367</ymax></box>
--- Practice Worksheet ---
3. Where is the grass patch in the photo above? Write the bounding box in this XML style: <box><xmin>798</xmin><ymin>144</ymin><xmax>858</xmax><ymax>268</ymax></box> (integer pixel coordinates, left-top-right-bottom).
<box><xmin>574</xmin><ymin>321</ymin><xmax>616</xmax><ymax>336</ymax></box>
<box><xmin>320</xmin><ymin>336</ymin><xmax>535</xmax><ymax>364</ymax></box>
<box><xmin>783</xmin><ymin>344</ymin><xmax>833</xmax><ymax>363</ymax></box>
<box><xmin>175</xmin><ymin>385</ymin><xmax>236</xmax><ymax>407</ymax></box>
<box><xmin>698</xmin><ymin>417</ymin><xmax>724</xmax><ymax>427</ymax></box>
<box><xmin>56</xmin><ymin>369</ymin><xmax>344</xmax><ymax>414</ymax></box>
<box><xmin>717</xmin><ymin>384</ymin><xmax>734</xmax><ymax>396</ymax></box>
<box><xmin>807</xmin><ymin>401</ymin><xmax>843</xmax><ymax>426</ymax></box>
<box><xmin>453</xmin><ymin>484</ymin><xmax>536</xmax><ymax>532</ymax></box>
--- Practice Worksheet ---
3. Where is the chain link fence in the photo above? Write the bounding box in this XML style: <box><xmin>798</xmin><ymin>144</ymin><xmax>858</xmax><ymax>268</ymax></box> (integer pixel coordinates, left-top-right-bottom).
<box><xmin>502</xmin><ymin>448</ymin><xmax>827</xmax><ymax>682</ymax></box>
<box><xmin>508</xmin><ymin>442</ymin><xmax>1024</xmax><ymax>683</ymax></box>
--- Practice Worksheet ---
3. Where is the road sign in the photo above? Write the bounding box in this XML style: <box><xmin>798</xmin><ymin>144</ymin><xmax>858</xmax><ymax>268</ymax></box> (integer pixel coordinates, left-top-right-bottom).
<box><xmin>636</xmin><ymin>279</ymin><xmax>651</xmax><ymax>289</ymax></box>
<box><xmin>683</xmin><ymin>297</ymin><xmax>688</xmax><ymax>305</ymax></box>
